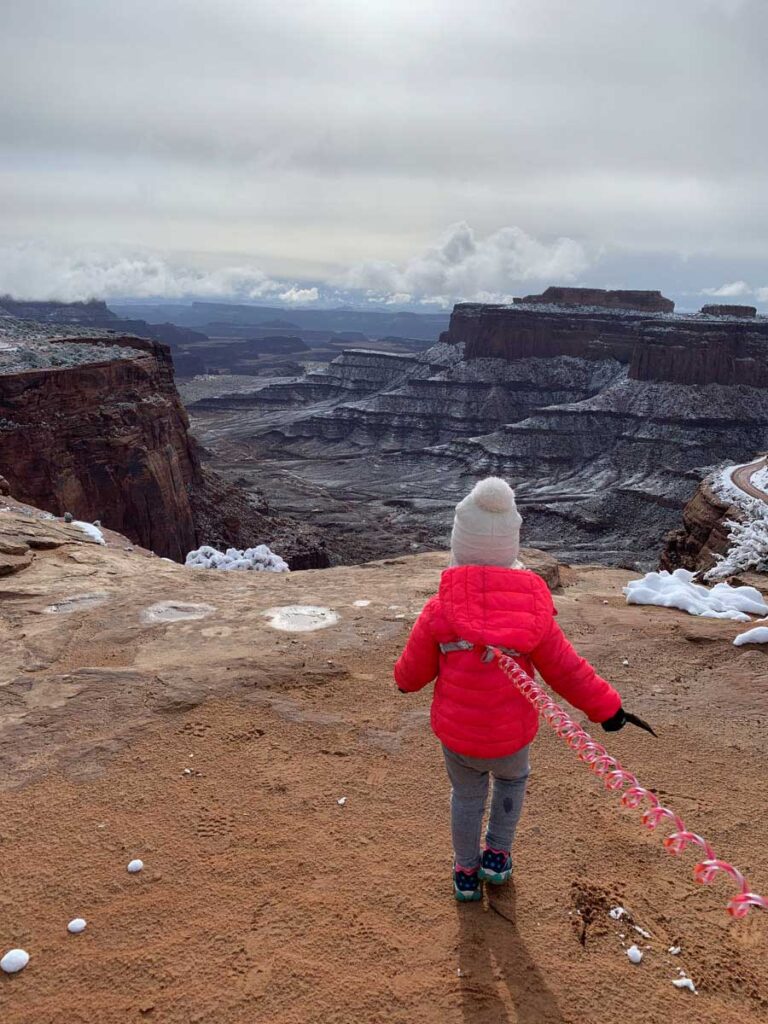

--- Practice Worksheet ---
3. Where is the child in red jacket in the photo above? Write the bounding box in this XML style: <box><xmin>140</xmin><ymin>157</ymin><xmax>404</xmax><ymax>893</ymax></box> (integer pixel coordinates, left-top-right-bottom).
<box><xmin>394</xmin><ymin>477</ymin><xmax>627</xmax><ymax>901</ymax></box>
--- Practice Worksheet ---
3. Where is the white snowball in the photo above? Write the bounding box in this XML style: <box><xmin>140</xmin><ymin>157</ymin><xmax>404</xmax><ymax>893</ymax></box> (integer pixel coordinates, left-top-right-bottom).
<box><xmin>127</xmin><ymin>859</ymin><xmax>144</xmax><ymax>873</ymax></box>
<box><xmin>1</xmin><ymin>949</ymin><xmax>30</xmax><ymax>973</ymax></box>
<box><xmin>626</xmin><ymin>945</ymin><xmax>643</xmax><ymax>964</ymax></box>
<box><xmin>337</xmin><ymin>796</ymin><xmax>347</xmax><ymax>806</ymax></box>
<box><xmin>67</xmin><ymin>918</ymin><xmax>87</xmax><ymax>934</ymax></box>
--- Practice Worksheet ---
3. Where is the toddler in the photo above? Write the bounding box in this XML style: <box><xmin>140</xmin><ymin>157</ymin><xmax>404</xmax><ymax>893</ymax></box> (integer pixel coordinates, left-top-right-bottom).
<box><xmin>394</xmin><ymin>477</ymin><xmax>630</xmax><ymax>901</ymax></box>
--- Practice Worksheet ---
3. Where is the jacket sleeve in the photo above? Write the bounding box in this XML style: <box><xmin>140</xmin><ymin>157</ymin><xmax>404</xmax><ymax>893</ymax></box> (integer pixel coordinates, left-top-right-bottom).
<box><xmin>394</xmin><ymin>601</ymin><xmax>440</xmax><ymax>692</ymax></box>
<box><xmin>528</xmin><ymin>617</ymin><xmax>622</xmax><ymax>723</ymax></box>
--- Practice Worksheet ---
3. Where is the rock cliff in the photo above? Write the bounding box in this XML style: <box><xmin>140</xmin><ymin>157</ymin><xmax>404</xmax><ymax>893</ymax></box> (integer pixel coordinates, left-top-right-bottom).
<box><xmin>659</xmin><ymin>476</ymin><xmax>740</xmax><ymax>573</ymax></box>
<box><xmin>185</xmin><ymin>295</ymin><xmax>768</xmax><ymax>567</ymax></box>
<box><xmin>0</xmin><ymin>322</ymin><xmax>328</xmax><ymax>567</ymax></box>
<box><xmin>513</xmin><ymin>286</ymin><xmax>675</xmax><ymax>313</ymax></box>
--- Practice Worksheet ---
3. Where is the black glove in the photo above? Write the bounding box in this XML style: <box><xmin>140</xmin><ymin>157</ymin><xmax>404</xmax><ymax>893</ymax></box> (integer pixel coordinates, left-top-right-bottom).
<box><xmin>601</xmin><ymin>707</ymin><xmax>657</xmax><ymax>737</ymax></box>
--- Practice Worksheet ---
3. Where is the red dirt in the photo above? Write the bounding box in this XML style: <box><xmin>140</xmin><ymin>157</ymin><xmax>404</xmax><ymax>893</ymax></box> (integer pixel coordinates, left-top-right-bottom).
<box><xmin>1</xmin><ymin>517</ymin><xmax>766</xmax><ymax>1023</ymax></box>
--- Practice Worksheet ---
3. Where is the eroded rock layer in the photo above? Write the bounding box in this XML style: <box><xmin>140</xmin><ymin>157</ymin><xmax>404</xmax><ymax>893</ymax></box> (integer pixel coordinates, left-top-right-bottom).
<box><xmin>0</xmin><ymin>326</ymin><xmax>327</xmax><ymax>567</ymax></box>
<box><xmin>185</xmin><ymin>299</ymin><xmax>768</xmax><ymax>567</ymax></box>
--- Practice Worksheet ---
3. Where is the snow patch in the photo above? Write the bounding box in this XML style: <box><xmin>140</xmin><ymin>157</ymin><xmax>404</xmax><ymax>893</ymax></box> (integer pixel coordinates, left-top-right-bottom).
<box><xmin>67</xmin><ymin>918</ymin><xmax>87</xmax><ymax>934</ymax></box>
<box><xmin>263</xmin><ymin>605</ymin><xmax>339</xmax><ymax>632</ymax></box>
<box><xmin>127</xmin><ymin>859</ymin><xmax>144</xmax><ymax>873</ymax></box>
<box><xmin>186</xmin><ymin>544</ymin><xmax>289</xmax><ymax>572</ymax></box>
<box><xmin>626</xmin><ymin>945</ymin><xmax>643</xmax><ymax>964</ymax></box>
<box><xmin>624</xmin><ymin>569</ymin><xmax>768</xmax><ymax>621</ymax></box>
<box><xmin>672</xmin><ymin>977</ymin><xmax>698</xmax><ymax>994</ymax></box>
<box><xmin>733</xmin><ymin>626</ymin><xmax>768</xmax><ymax>646</ymax></box>
<box><xmin>141</xmin><ymin>601</ymin><xmax>215</xmax><ymax>624</ymax></box>
<box><xmin>73</xmin><ymin>521</ymin><xmax>106</xmax><ymax>545</ymax></box>
<box><xmin>353</xmin><ymin>600</ymin><xmax>371</xmax><ymax>607</ymax></box>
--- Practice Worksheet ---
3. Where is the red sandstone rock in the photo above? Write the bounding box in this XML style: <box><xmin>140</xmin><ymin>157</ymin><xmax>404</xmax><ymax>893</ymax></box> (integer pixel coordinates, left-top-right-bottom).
<box><xmin>0</xmin><ymin>334</ymin><xmax>329</xmax><ymax>567</ymax></box>
<box><xmin>514</xmin><ymin>286</ymin><xmax>675</xmax><ymax>313</ymax></box>
<box><xmin>442</xmin><ymin>302</ymin><xmax>768</xmax><ymax>386</ymax></box>
<box><xmin>700</xmin><ymin>304</ymin><xmax>757</xmax><ymax>318</ymax></box>
<box><xmin>659</xmin><ymin>478</ymin><xmax>740</xmax><ymax>573</ymax></box>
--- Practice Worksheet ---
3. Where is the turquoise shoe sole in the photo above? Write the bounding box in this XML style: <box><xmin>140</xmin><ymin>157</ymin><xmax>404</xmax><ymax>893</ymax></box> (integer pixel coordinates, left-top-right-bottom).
<box><xmin>454</xmin><ymin>885</ymin><xmax>483</xmax><ymax>902</ymax></box>
<box><xmin>478</xmin><ymin>866</ymin><xmax>512</xmax><ymax>885</ymax></box>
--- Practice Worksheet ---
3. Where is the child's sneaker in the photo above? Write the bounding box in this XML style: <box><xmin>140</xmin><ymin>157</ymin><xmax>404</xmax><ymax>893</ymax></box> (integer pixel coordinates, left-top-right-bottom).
<box><xmin>453</xmin><ymin>865</ymin><xmax>482</xmax><ymax>902</ymax></box>
<box><xmin>478</xmin><ymin>847</ymin><xmax>512</xmax><ymax>884</ymax></box>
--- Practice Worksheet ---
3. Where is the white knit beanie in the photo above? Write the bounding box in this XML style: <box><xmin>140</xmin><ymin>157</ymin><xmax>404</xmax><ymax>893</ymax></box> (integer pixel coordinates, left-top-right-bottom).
<box><xmin>449</xmin><ymin>477</ymin><xmax>522</xmax><ymax>568</ymax></box>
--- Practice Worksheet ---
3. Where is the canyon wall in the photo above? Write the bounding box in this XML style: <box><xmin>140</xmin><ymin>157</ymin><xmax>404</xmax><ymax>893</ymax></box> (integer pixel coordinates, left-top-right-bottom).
<box><xmin>0</xmin><ymin>335</ymin><xmax>198</xmax><ymax>560</ymax></box>
<box><xmin>442</xmin><ymin>302</ymin><xmax>768</xmax><ymax>387</ymax></box>
<box><xmin>659</xmin><ymin>477</ymin><xmax>739</xmax><ymax>573</ymax></box>
<box><xmin>513</xmin><ymin>286</ymin><xmax>675</xmax><ymax>313</ymax></box>
<box><xmin>0</xmin><ymin>331</ymin><xmax>327</xmax><ymax>567</ymax></box>
<box><xmin>185</xmin><ymin>294</ymin><xmax>768</xmax><ymax>567</ymax></box>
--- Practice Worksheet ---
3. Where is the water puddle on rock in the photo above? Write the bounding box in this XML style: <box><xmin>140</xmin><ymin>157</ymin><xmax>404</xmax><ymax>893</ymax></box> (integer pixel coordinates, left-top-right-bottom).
<box><xmin>141</xmin><ymin>601</ymin><xmax>216</xmax><ymax>624</ymax></box>
<box><xmin>263</xmin><ymin>605</ymin><xmax>339</xmax><ymax>632</ymax></box>
<box><xmin>44</xmin><ymin>592</ymin><xmax>109</xmax><ymax>614</ymax></box>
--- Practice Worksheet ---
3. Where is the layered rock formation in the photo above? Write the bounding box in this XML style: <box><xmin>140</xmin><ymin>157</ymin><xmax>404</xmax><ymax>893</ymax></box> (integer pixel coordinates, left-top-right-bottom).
<box><xmin>513</xmin><ymin>286</ymin><xmax>675</xmax><ymax>313</ymax></box>
<box><xmin>185</xmin><ymin>291</ymin><xmax>768</xmax><ymax>566</ymax></box>
<box><xmin>0</xmin><ymin>322</ymin><xmax>328</xmax><ymax>568</ymax></box>
<box><xmin>660</xmin><ymin>477</ymin><xmax>740</xmax><ymax>573</ymax></box>
<box><xmin>700</xmin><ymin>304</ymin><xmax>757</xmax><ymax>318</ymax></box>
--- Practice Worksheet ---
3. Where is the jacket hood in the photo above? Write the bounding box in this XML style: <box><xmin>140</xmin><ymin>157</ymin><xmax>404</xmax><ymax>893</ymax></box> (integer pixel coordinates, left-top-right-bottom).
<box><xmin>438</xmin><ymin>564</ymin><xmax>555</xmax><ymax>653</ymax></box>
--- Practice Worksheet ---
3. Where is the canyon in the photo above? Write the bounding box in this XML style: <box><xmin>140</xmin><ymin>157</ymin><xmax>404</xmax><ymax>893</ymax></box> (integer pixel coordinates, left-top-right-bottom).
<box><xmin>0</xmin><ymin>316</ymin><xmax>327</xmax><ymax>567</ymax></box>
<box><xmin>182</xmin><ymin>293</ymin><xmax>768</xmax><ymax>567</ymax></box>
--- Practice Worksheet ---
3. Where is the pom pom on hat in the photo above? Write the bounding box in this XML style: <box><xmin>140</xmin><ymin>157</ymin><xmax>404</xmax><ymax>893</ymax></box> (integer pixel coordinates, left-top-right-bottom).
<box><xmin>469</xmin><ymin>477</ymin><xmax>517</xmax><ymax>513</ymax></box>
<box><xmin>450</xmin><ymin>477</ymin><xmax>522</xmax><ymax>568</ymax></box>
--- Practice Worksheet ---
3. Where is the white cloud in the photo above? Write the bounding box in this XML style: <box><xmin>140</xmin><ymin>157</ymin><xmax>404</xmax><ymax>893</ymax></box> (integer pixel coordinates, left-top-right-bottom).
<box><xmin>278</xmin><ymin>286</ymin><xmax>319</xmax><ymax>304</ymax></box>
<box><xmin>345</xmin><ymin>223</ymin><xmax>590</xmax><ymax>305</ymax></box>
<box><xmin>0</xmin><ymin>242</ymin><xmax>287</xmax><ymax>301</ymax></box>
<box><xmin>700</xmin><ymin>280</ymin><xmax>751</xmax><ymax>297</ymax></box>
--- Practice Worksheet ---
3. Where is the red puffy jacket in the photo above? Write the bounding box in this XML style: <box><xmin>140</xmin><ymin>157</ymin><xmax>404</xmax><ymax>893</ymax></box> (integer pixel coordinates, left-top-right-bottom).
<box><xmin>394</xmin><ymin>565</ymin><xmax>621</xmax><ymax>759</ymax></box>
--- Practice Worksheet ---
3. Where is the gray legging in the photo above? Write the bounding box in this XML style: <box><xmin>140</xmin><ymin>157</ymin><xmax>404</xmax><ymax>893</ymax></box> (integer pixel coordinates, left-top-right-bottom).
<box><xmin>442</xmin><ymin>744</ymin><xmax>530</xmax><ymax>871</ymax></box>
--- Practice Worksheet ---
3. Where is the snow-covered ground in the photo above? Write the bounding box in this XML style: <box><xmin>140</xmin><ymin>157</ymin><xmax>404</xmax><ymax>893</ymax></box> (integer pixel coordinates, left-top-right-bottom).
<box><xmin>186</xmin><ymin>544</ymin><xmax>289</xmax><ymax>572</ymax></box>
<box><xmin>624</xmin><ymin>569</ymin><xmax>768</xmax><ymax>622</ymax></box>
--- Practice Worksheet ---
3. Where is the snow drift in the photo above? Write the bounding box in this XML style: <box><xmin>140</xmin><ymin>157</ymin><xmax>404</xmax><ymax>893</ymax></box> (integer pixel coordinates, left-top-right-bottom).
<box><xmin>624</xmin><ymin>569</ymin><xmax>768</xmax><ymax>622</ymax></box>
<box><xmin>185</xmin><ymin>544</ymin><xmax>289</xmax><ymax>572</ymax></box>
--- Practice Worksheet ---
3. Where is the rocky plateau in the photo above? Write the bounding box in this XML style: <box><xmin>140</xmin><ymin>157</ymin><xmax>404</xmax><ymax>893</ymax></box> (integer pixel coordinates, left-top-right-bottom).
<box><xmin>0</xmin><ymin>496</ymin><xmax>765</xmax><ymax>1023</ymax></box>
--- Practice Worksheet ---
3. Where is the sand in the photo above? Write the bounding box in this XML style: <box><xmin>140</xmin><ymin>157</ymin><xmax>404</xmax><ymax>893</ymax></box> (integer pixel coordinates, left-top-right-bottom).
<box><xmin>0</xmin><ymin>508</ymin><xmax>766</xmax><ymax>1022</ymax></box>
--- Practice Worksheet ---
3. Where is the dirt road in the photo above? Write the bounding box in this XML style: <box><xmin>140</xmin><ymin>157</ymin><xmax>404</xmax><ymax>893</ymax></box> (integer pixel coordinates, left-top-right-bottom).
<box><xmin>730</xmin><ymin>457</ymin><xmax>768</xmax><ymax>503</ymax></box>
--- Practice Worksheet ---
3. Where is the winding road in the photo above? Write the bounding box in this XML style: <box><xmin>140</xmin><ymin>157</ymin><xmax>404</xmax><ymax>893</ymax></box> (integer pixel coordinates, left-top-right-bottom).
<box><xmin>730</xmin><ymin>455</ymin><xmax>768</xmax><ymax>503</ymax></box>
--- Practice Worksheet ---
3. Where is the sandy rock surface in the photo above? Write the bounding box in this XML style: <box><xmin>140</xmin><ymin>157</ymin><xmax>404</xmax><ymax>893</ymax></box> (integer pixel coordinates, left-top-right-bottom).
<box><xmin>0</xmin><ymin>504</ymin><xmax>766</xmax><ymax>1023</ymax></box>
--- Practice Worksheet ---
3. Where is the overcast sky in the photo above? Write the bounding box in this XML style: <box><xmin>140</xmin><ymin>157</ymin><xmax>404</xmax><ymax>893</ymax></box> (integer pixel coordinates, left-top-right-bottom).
<box><xmin>2</xmin><ymin>0</ymin><xmax>768</xmax><ymax>309</ymax></box>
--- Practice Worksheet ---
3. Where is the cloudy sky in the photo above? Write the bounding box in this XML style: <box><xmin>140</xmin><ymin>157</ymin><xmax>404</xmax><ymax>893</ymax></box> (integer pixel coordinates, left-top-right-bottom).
<box><xmin>2</xmin><ymin>0</ymin><xmax>768</xmax><ymax>309</ymax></box>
